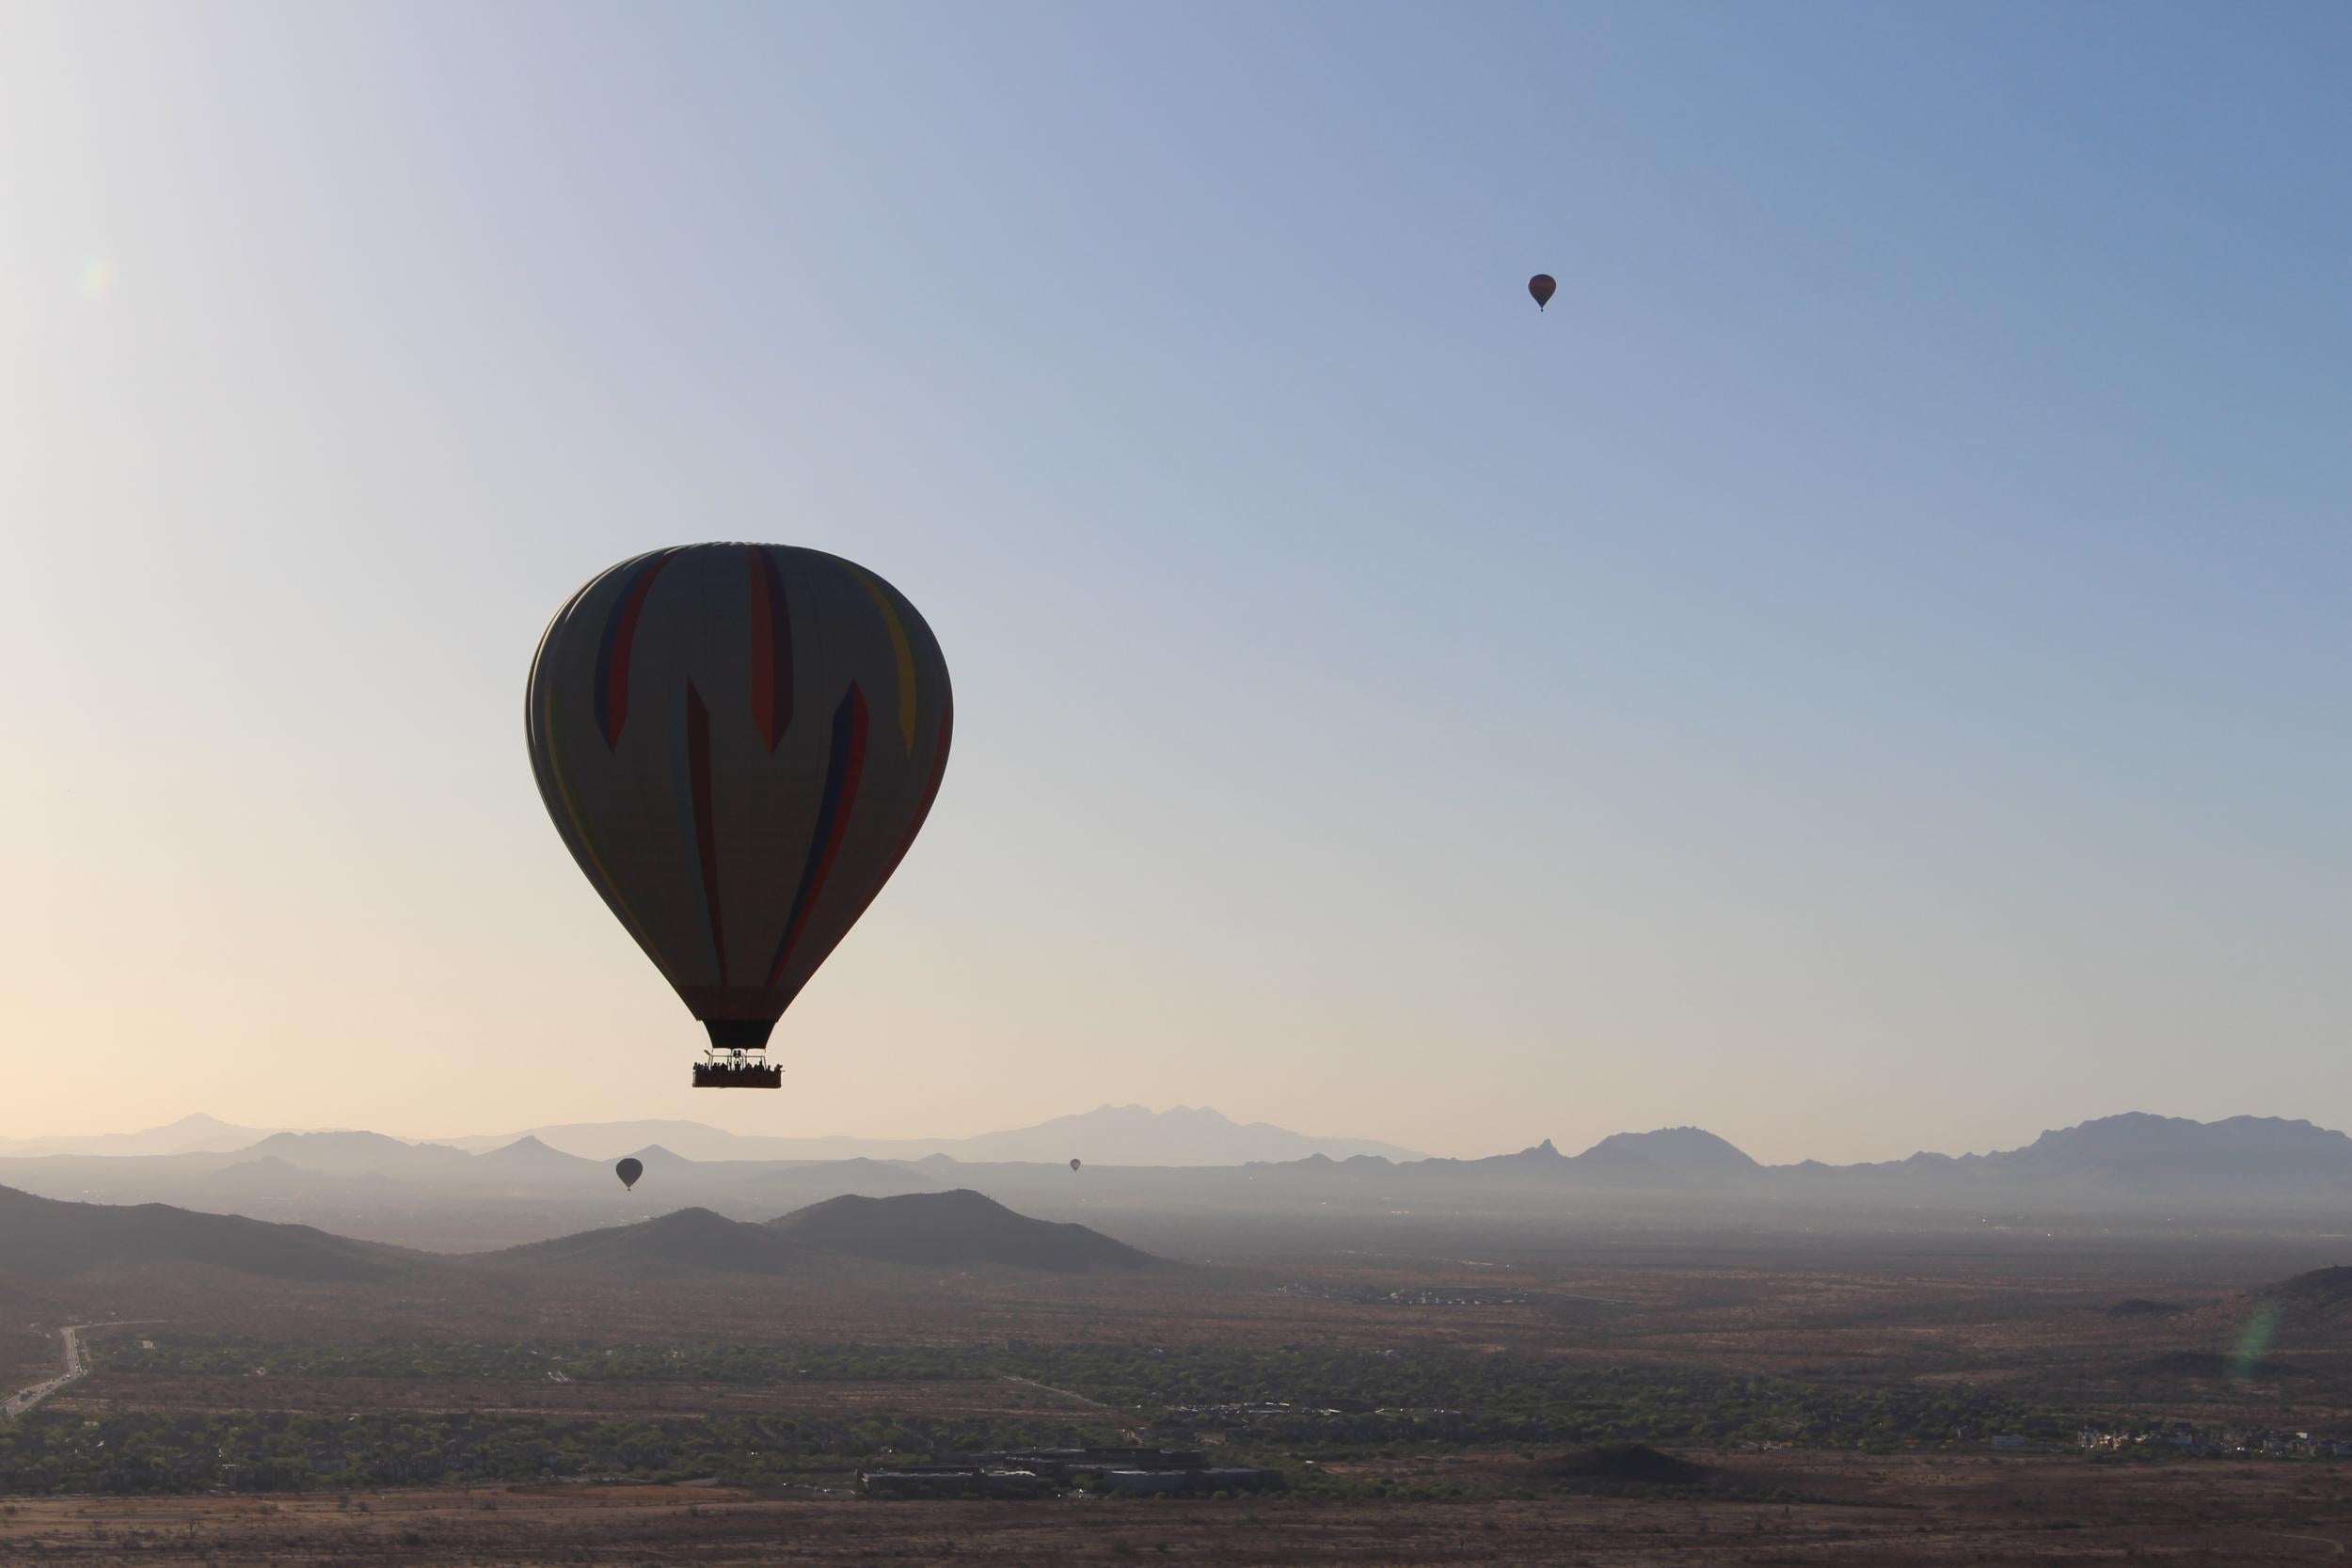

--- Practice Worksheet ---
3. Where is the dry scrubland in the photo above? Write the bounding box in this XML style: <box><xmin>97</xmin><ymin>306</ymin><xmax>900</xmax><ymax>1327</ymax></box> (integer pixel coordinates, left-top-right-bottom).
<box><xmin>4</xmin><ymin>1459</ymin><xmax>2352</xmax><ymax>1565</ymax></box>
<box><xmin>7</xmin><ymin>1210</ymin><xmax>2352</xmax><ymax>1563</ymax></box>
<box><xmin>17</xmin><ymin>1218</ymin><xmax>2352</xmax><ymax>1414</ymax></box>
<box><xmin>0</xmin><ymin>1323</ymin><xmax>56</xmax><ymax>1390</ymax></box>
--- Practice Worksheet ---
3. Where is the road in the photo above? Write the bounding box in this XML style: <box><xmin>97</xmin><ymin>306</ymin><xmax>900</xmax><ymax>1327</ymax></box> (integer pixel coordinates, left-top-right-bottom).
<box><xmin>2</xmin><ymin>1323</ymin><xmax>96</xmax><ymax>1420</ymax></box>
<box><xmin>1000</xmin><ymin>1373</ymin><xmax>1113</xmax><ymax>1412</ymax></box>
<box><xmin>2267</xmin><ymin>1532</ymin><xmax>2348</xmax><ymax>1559</ymax></box>
<box><xmin>1000</xmin><ymin>1375</ymin><xmax>1140</xmax><ymax>1444</ymax></box>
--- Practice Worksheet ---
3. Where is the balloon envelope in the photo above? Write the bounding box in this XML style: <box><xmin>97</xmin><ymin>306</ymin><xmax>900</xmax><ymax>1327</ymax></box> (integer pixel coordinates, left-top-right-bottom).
<box><xmin>615</xmin><ymin>1157</ymin><xmax>644</xmax><ymax>1191</ymax></box>
<box><xmin>1528</xmin><ymin>274</ymin><xmax>1556</xmax><ymax>309</ymax></box>
<box><xmin>1070</xmin><ymin>1158</ymin><xmax>1082</xmax><ymax>1172</ymax></box>
<box><xmin>527</xmin><ymin>545</ymin><xmax>954</xmax><ymax>1057</ymax></box>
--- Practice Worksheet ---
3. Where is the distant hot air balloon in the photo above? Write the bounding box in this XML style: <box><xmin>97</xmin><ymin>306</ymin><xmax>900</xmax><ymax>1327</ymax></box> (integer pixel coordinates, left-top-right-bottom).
<box><xmin>1528</xmin><ymin>274</ymin><xmax>1556</xmax><ymax>311</ymax></box>
<box><xmin>527</xmin><ymin>545</ymin><xmax>954</xmax><ymax>1088</ymax></box>
<box><xmin>615</xmin><ymin>1157</ymin><xmax>644</xmax><ymax>1191</ymax></box>
<box><xmin>1070</xmin><ymin>1158</ymin><xmax>1082</xmax><ymax>1173</ymax></box>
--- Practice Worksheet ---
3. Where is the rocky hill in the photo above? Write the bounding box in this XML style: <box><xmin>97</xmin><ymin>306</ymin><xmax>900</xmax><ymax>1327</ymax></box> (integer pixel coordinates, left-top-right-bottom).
<box><xmin>489</xmin><ymin>1208</ymin><xmax>807</xmax><ymax>1275</ymax></box>
<box><xmin>770</xmin><ymin>1190</ymin><xmax>1156</xmax><ymax>1272</ymax></box>
<box><xmin>0</xmin><ymin>1183</ymin><xmax>409</xmax><ymax>1282</ymax></box>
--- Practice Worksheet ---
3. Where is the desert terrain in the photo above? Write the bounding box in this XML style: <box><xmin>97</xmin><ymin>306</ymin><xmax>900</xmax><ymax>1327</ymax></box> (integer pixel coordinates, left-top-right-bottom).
<box><xmin>3</xmin><ymin>1453</ymin><xmax>2351</xmax><ymax>1565</ymax></box>
<box><xmin>7</xmin><ymin>1177</ymin><xmax>2352</xmax><ymax>1564</ymax></box>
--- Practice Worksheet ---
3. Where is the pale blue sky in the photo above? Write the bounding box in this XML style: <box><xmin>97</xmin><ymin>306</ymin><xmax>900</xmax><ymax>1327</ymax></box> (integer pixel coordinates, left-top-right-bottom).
<box><xmin>2</xmin><ymin>3</ymin><xmax>2344</xmax><ymax>1161</ymax></box>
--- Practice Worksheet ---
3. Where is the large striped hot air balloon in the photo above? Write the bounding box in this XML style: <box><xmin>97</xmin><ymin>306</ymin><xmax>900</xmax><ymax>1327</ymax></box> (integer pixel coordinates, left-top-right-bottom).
<box><xmin>526</xmin><ymin>545</ymin><xmax>953</xmax><ymax>1087</ymax></box>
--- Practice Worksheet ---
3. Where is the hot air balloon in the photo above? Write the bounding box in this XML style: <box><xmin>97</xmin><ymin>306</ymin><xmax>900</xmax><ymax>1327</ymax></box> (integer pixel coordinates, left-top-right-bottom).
<box><xmin>615</xmin><ymin>1157</ymin><xmax>644</xmax><ymax>1191</ymax></box>
<box><xmin>1528</xmin><ymin>274</ymin><xmax>1556</xmax><ymax>311</ymax></box>
<box><xmin>1070</xmin><ymin>1158</ymin><xmax>1082</xmax><ymax>1173</ymax></box>
<box><xmin>527</xmin><ymin>545</ymin><xmax>954</xmax><ymax>1088</ymax></box>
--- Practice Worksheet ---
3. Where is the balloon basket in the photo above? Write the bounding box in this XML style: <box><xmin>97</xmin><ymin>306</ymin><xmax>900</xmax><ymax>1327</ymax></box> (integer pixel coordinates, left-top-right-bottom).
<box><xmin>693</xmin><ymin>1053</ymin><xmax>783</xmax><ymax>1089</ymax></box>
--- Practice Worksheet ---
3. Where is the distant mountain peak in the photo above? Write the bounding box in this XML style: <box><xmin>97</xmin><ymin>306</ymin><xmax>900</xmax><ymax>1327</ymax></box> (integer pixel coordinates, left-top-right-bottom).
<box><xmin>256</xmin><ymin>1129</ymin><xmax>411</xmax><ymax>1151</ymax></box>
<box><xmin>483</xmin><ymin>1135</ymin><xmax>587</xmax><ymax>1165</ymax></box>
<box><xmin>239</xmin><ymin>1129</ymin><xmax>473</xmax><ymax>1177</ymax></box>
<box><xmin>0</xmin><ymin>1113</ymin><xmax>274</xmax><ymax>1159</ymax></box>
<box><xmin>1588</xmin><ymin>1127</ymin><xmax>1760</xmax><ymax>1179</ymax></box>
<box><xmin>930</xmin><ymin>1104</ymin><xmax>1424</xmax><ymax>1166</ymax></box>
<box><xmin>1972</xmin><ymin>1112</ymin><xmax>2352</xmax><ymax>1196</ymax></box>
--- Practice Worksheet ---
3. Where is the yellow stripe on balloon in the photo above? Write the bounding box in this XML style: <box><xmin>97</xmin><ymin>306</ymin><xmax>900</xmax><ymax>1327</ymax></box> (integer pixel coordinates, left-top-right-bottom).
<box><xmin>849</xmin><ymin>565</ymin><xmax>919</xmax><ymax>753</ymax></box>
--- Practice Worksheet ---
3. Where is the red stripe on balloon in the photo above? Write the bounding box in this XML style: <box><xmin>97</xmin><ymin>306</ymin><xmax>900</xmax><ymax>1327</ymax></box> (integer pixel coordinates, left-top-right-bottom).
<box><xmin>685</xmin><ymin>679</ymin><xmax>728</xmax><ymax>985</ymax></box>
<box><xmin>596</xmin><ymin>555</ymin><xmax>671</xmax><ymax>748</ymax></box>
<box><xmin>828</xmin><ymin>701</ymin><xmax>953</xmax><ymax>945</ymax></box>
<box><xmin>746</xmin><ymin>546</ymin><xmax>794</xmax><ymax>750</ymax></box>
<box><xmin>765</xmin><ymin>685</ymin><xmax>870</xmax><ymax>986</ymax></box>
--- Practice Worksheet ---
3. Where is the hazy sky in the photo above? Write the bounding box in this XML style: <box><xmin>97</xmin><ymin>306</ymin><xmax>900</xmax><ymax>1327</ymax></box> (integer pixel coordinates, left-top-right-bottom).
<box><xmin>2</xmin><ymin>3</ymin><xmax>2344</xmax><ymax>1163</ymax></box>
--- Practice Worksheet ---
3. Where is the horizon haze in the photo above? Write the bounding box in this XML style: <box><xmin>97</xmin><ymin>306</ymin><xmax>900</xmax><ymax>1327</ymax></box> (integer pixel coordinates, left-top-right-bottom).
<box><xmin>10</xmin><ymin>1101</ymin><xmax>2352</xmax><ymax>1177</ymax></box>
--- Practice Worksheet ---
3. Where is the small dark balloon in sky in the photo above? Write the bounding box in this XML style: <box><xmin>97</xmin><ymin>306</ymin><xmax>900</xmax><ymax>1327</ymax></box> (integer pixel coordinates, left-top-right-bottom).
<box><xmin>615</xmin><ymin>1157</ymin><xmax>644</xmax><ymax>1191</ymax></box>
<box><xmin>1070</xmin><ymin>1158</ymin><xmax>1082</xmax><ymax>1172</ymax></box>
<box><xmin>1528</xmin><ymin>274</ymin><xmax>1556</xmax><ymax>310</ymax></box>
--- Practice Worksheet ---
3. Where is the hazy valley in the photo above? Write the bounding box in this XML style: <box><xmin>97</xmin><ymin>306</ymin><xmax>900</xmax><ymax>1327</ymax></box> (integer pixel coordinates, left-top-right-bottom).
<box><xmin>8</xmin><ymin>1105</ymin><xmax>2352</xmax><ymax>1257</ymax></box>
<box><xmin>8</xmin><ymin>1114</ymin><xmax>2352</xmax><ymax>1564</ymax></box>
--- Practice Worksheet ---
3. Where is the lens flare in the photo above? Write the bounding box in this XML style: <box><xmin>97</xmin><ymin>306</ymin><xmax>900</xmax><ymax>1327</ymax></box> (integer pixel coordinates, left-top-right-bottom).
<box><xmin>2229</xmin><ymin>1301</ymin><xmax>2278</xmax><ymax>1380</ymax></box>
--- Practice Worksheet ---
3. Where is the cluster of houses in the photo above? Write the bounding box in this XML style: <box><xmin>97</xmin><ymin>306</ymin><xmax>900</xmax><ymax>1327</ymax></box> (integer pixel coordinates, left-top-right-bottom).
<box><xmin>1160</xmin><ymin>1400</ymin><xmax>1469</xmax><ymax>1444</ymax></box>
<box><xmin>2075</xmin><ymin>1425</ymin><xmax>2352</xmax><ymax>1458</ymax></box>
<box><xmin>1167</xmin><ymin>1401</ymin><xmax>1303</xmax><ymax>1425</ymax></box>
<box><xmin>1273</xmin><ymin>1282</ymin><xmax>1533</xmax><ymax>1307</ymax></box>
<box><xmin>859</xmin><ymin>1447</ymin><xmax>1285</xmax><ymax>1500</ymax></box>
